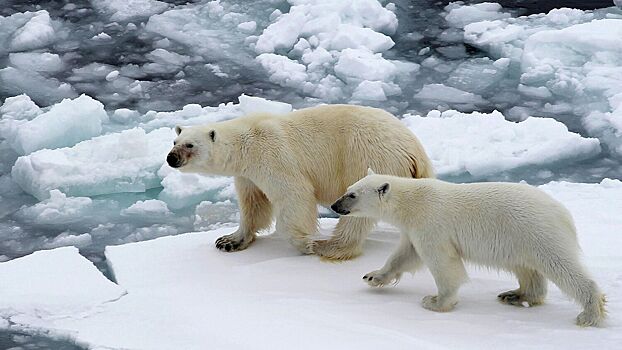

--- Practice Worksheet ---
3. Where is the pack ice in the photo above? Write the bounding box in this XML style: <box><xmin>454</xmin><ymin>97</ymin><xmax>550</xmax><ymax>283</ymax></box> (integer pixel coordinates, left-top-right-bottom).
<box><xmin>447</xmin><ymin>4</ymin><xmax>622</xmax><ymax>156</ymax></box>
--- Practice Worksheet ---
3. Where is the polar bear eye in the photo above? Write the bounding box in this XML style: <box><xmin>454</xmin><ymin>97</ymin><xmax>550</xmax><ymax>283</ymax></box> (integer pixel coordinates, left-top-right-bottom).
<box><xmin>347</xmin><ymin>193</ymin><xmax>356</xmax><ymax>199</ymax></box>
<box><xmin>185</xmin><ymin>143</ymin><xmax>194</xmax><ymax>148</ymax></box>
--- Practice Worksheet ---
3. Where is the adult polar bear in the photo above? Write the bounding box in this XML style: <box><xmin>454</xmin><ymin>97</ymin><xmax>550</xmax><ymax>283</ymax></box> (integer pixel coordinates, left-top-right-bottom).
<box><xmin>331</xmin><ymin>172</ymin><xmax>606</xmax><ymax>326</ymax></box>
<box><xmin>167</xmin><ymin>105</ymin><xmax>434</xmax><ymax>260</ymax></box>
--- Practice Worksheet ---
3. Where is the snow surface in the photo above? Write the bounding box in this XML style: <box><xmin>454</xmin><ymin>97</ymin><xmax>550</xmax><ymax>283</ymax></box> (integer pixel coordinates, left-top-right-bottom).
<box><xmin>1</xmin><ymin>180</ymin><xmax>621</xmax><ymax>349</ymax></box>
<box><xmin>0</xmin><ymin>246</ymin><xmax>125</xmax><ymax>317</ymax></box>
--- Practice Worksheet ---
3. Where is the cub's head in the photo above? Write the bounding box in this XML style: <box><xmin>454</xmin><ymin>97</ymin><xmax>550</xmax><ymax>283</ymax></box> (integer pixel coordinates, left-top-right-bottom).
<box><xmin>330</xmin><ymin>169</ymin><xmax>392</xmax><ymax>218</ymax></box>
<box><xmin>167</xmin><ymin>124</ymin><xmax>221</xmax><ymax>174</ymax></box>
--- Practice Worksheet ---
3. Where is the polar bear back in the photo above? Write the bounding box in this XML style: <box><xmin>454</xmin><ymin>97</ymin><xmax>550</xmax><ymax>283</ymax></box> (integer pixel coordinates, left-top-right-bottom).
<box><xmin>390</xmin><ymin>178</ymin><xmax>578</xmax><ymax>269</ymax></box>
<box><xmin>240</xmin><ymin>105</ymin><xmax>433</xmax><ymax>206</ymax></box>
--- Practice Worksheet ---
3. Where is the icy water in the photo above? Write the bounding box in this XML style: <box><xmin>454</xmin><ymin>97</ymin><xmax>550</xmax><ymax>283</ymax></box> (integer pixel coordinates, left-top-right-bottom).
<box><xmin>0</xmin><ymin>0</ymin><xmax>618</xmax><ymax>348</ymax></box>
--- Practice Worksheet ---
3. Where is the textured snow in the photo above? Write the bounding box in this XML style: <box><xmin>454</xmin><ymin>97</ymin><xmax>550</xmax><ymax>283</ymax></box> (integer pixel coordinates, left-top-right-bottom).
<box><xmin>1</xmin><ymin>180</ymin><xmax>621</xmax><ymax>349</ymax></box>
<box><xmin>403</xmin><ymin>110</ymin><xmax>601</xmax><ymax>178</ymax></box>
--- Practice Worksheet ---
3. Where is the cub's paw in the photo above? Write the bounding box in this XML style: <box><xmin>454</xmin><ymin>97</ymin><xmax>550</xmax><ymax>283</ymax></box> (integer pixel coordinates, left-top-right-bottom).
<box><xmin>362</xmin><ymin>270</ymin><xmax>397</xmax><ymax>287</ymax></box>
<box><xmin>215</xmin><ymin>233</ymin><xmax>253</xmax><ymax>252</ymax></box>
<box><xmin>421</xmin><ymin>295</ymin><xmax>456</xmax><ymax>312</ymax></box>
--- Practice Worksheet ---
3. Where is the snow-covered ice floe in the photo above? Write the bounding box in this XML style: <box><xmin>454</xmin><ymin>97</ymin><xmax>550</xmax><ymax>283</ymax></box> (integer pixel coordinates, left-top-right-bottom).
<box><xmin>1</xmin><ymin>180</ymin><xmax>621</xmax><ymax>349</ymax></box>
<box><xmin>404</xmin><ymin>109</ymin><xmax>601</xmax><ymax>178</ymax></box>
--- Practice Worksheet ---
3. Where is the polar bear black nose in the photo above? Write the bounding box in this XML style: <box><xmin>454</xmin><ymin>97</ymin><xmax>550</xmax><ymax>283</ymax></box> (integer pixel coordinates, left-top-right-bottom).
<box><xmin>331</xmin><ymin>202</ymin><xmax>350</xmax><ymax>216</ymax></box>
<box><xmin>167</xmin><ymin>152</ymin><xmax>181</xmax><ymax>168</ymax></box>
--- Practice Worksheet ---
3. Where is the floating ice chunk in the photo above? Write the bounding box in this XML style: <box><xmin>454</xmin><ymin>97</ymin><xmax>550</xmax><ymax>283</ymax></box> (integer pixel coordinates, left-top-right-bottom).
<box><xmin>444</xmin><ymin>2</ymin><xmax>510</xmax><ymax>27</ymax></box>
<box><xmin>122</xmin><ymin>199</ymin><xmax>172</xmax><ymax>217</ymax></box>
<box><xmin>0</xmin><ymin>94</ymin><xmax>106</xmax><ymax>155</ymax></box>
<box><xmin>111</xmin><ymin>108</ymin><xmax>141</xmax><ymax>124</ymax></box>
<box><xmin>146</xmin><ymin>48</ymin><xmax>190</xmax><ymax>67</ymax></box>
<box><xmin>402</xmin><ymin>110</ymin><xmax>601</xmax><ymax>178</ymax></box>
<box><xmin>105</xmin><ymin>70</ymin><xmax>120</xmax><ymax>81</ymax></box>
<box><xmin>92</xmin><ymin>0</ymin><xmax>170</xmax><ymax>21</ymax></box>
<box><xmin>238</xmin><ymin>94</ymin><xmax>292</xmax><ymax>115</ymax></box>
<box><xmin>193</xmin><ymin>200</ymin><xmax>239</xmax><ymax>231</ymax></box>
<box><xmin>43</xmin><ymin>233</ymin><xmax>93</xmax><ymax>249</ymax></box>
<box><xmin>334</xmin><ymin>48</ymin><xmax>398</xmax><ymax>81</ymax></box>
<box><xmin>253</xmin><ymin>0</ymin><xmax>400</xmax><ymax>101</ymax></box>
<box><xmin>0</xmin><ymin>67</ymin><xmax>77</xmax><ymax>105</ymax></box>
<box><xmin>414</xmin><ymin>84</ymin><xmax>488</xmax><ymax>107</ymax></box>
<box><xmin>8</xmin><ymin>52</ymin><xmax>63</xmax><ymax>73</ymax></box>
<box><xmin>0</xmin><ymin>94</ymin><xmax>41</xmax><ymax>120</ymax></box>
<box><xmin>445</xmin><ymin>58</ymin><xmax>508</xmax><ymax>93</ymax></box>
<box><xmin>16</xmin><ymin>190</ymin><xmax>93</xmax><ymax>225</ymax></box>
<box><xmin>256</xmin><ymin>53</ymin><xmax>308</xmax><ymax>88</ymax></box>
<box><xmin>11</xmin><ymin>127</ymin><xmax>175</xmax><ymax>200</ymax></box>
<box><xmin>0</xmin><ymin>246</ymin><xmax>125</xmax><ymax>317</ymax></box>
<box><xmin>351</xmin><ymin>80</ymin><xmax>387</xmax><ymax>101</ymax></box>
<box><xmin>237</xmin><ymin>21</ymin><xmax>257</xmax><ymax>33</ymax></box>
<box><xmin>91</xmin><ymin>32</ymin><xmax>111</xmax><ymax>41</ymax></box>
<box><xmin>158</xmin><ymin>166</ymin><xmax>234</xmax><ymax>210</ymax></box>
<box><xmin>322</xmin><ymin>24</ymin><xmax>394</xmax><ymax>53</ymax></box>
<box><xmin>9</xmin><ymin>11</ymin><xmax>58</xmax><ymax>52</ymax></box>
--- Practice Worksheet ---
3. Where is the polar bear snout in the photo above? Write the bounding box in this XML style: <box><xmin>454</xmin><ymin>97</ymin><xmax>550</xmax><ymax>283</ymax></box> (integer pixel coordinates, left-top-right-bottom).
<box><xmin>167</xmin><ymin>152</ymin><xmax>182</xmax><ymax>168</ymax></box>
<box><xmin>331</xmin><ymin>196</ymin><xmax>353</xmax><ymax>215</ymax></box>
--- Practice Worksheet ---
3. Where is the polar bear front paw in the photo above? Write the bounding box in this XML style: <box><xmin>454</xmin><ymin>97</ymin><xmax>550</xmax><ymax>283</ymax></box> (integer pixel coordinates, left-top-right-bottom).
<box><xmin>421</xmin><ymin>295</ymin><xmax>457</xmax><ymax>312</ymax></box>
<box><xmin>215</xmin><ymin>233</ymin><xmax>254</xmax><ymax>252</ymax></box>
<box><xmin>362</xmin><ymin>270</ymin><xmax>398</xmax><ymax>287</ymax></box>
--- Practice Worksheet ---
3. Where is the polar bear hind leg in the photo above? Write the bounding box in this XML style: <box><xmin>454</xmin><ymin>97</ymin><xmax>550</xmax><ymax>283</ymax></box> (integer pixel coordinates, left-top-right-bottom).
<box><xmin>314</xmin><ymin>217</ymin><xmax>376</xmax><ymax>260</ymax></box>
<box><xmin>498</xmin><ymin>268</ymin><xmax>547</xmax><ymax>306</ymax></box>
<box><xmin>538</xmin><ymin>254</ymin><xmax>606</xmax><ymax>327</ymax></box>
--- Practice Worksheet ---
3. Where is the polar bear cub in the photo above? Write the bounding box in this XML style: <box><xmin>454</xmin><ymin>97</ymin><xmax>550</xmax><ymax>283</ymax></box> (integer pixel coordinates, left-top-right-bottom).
<box><xmin>331</xmin><ymin>171</ymin><xmax>606</xmax><ymax>327</ymax></box>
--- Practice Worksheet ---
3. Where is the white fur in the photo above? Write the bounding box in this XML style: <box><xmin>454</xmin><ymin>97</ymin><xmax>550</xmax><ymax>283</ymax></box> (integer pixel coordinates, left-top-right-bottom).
<box><xmin>171</xmin><ymin>105</ymin><xmax>434</xmax><ymax>259</ymax></box>
<box><xmin>338</xmin><ymin>174</ymin><xmax>606</xmax><ymax>327</ymax></box>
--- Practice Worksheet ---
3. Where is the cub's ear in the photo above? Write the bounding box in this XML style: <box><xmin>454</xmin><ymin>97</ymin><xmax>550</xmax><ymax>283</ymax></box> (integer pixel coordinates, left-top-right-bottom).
<box><xmin>367</xmin><ymin>168</ymin><xmax>376</xmax><ymax>176</ymax></box>
<box><xmin>378</xmin><ymin>183</ymin><xmax>390</xmax><ymax>197</ymax></box>
<box><xmin>175</xmin><ymin>125</ymin><xmax>184</xmax><ymax>135</ymax></box>
<box><xmin>209</xmin><ymin>130</ymin><xmax>216</xmax><ymax>142</ymax></box>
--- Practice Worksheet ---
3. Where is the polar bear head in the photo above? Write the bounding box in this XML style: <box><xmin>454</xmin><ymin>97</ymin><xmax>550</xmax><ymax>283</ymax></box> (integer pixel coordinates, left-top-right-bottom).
<box><xmin>331</xmin><ymin>169</ymin><xmax>391</xmax><ymax>218</ymax></box>
<box><xmin>167</xmin><ymin>124</ymin><xmax>232</xmax><ymax>175</ymax></box>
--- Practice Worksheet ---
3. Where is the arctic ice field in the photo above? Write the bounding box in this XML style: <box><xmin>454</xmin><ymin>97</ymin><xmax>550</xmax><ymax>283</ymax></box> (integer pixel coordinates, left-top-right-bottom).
<box><xmin>0</xmin><ymin>0</ymin><xmax>621</xmax><ymax>349</ymax></box>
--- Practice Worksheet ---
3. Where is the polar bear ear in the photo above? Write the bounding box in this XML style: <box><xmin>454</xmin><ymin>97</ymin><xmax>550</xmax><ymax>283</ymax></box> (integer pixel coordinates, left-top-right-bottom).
<box><xmin>175</xmin><ymin>125</ymin><xmax>184</xmax><ymax>135</ymax></box>
<box><xmin>367</xmin><ymin>168</ymin><xmax>376</xmax><ymax>176</ymax></box>
<box><xmin>378</xmin><ymin>183</ymin><xmax>390</xmax><ymax>197</ymax></box>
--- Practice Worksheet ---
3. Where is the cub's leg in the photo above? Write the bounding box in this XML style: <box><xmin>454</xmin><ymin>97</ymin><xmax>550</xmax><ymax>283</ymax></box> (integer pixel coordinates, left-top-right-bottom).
<box><xmin>418</xmin><ymin>244</ymin><xmax>468</xmax><ymax>312</ymax></box>
<box><xmin>539</xmin><ymin>253</ymin><xmax>606</xmax><ymax>327</ymax></box>
<box><xmin>215</xmin><ymin>177</ymin><xmax>272</xmax><ymax>252</ymax></box>
<box><xmin>363</xmin><ymin>234</ymin><xmax>423</xmax><ymax>287</ymax></box>
<box><xmin>498</xmin><ymin>268</ymin><xmax>547</xmax><ymax>306</ymax></box>
<box><xmin>314</xmin><ymin>217</ymin><xmax>376</xmax><ymax>260</ymax></box>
